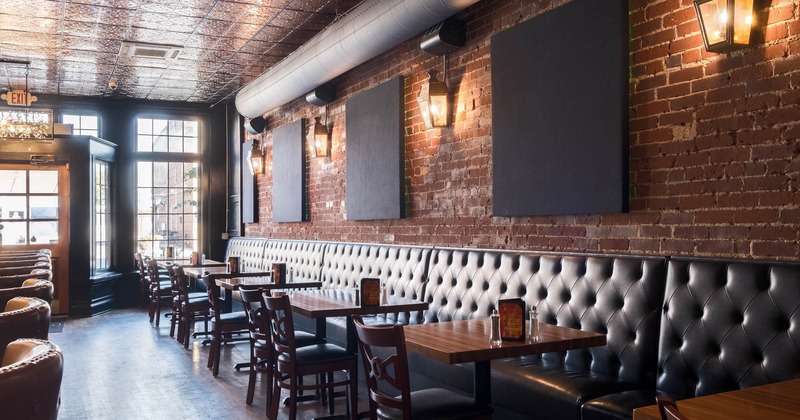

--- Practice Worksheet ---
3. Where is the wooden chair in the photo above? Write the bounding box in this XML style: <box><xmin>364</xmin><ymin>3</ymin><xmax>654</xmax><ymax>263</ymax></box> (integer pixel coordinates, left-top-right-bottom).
<box><xmin>263</xmin><ymin>294</ymin><xmax>358</xmax><ymax>420</ymax></box>
<box><xmin>656</xmin><ymin>396</ymin><xmax>689</xmax><ymax>420</ymax></box>
<box><xmin>352</xmin><ymin>315</ymin><xmax>493</xmax><ymax>420</ymax></box>
<box><xmin>201</xmin><ymin>275</ymin><xmax>249</xmax><ymax>376</ymax></box>
<box><xmin>134</xmin><ymin>253</ymin><xmax>150</xmax><ymax>308</ymax></box>
<box><xmin>174</xmin><ymin>266</ymin><xmax>211</xmax><ymax>348</ymax></box>
<box><xmin>239</xmin><ymin>287</ymin><xmax>327</xmax><ymax>411</ymax></box>
<box><xmin>146</xmin><ymin>260</ymin><xmax>173</xmax><ymax>326</ymax></box>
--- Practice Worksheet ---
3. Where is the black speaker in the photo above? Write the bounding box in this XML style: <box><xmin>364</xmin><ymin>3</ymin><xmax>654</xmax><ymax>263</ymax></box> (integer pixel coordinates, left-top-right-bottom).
<box><xmin>305</xmin><ymin>83</ymin><xmax>336</xmax><ymax>106</ymax></box>
<box><xmin>420</xmin><ymin>18</ymin><xmax>466</xmax><ymax>56</ymax></box>
<box><xmin>244</xmin><ymin>116</ymin><xmax>266</xmax><ymax>134</ymax></box>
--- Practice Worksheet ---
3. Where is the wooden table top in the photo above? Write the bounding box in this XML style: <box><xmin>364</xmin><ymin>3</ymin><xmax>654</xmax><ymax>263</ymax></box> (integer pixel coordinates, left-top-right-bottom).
<box><xmin>156</xmin><ymin>258</ymin><xmax>226</xmax><ymax>269</ymax></box>
<box><xmin>183</xmin><ymin>266</ymin><xmax>272</xmax><ymax>280</ymax></box>
<box><xmin>215</xmin><ymin>278</ymin><xmax>321</xmax><ymax>291</ymax></box>
<box><xmin>287</xmin><ymin>289</ymin><xmax>428</xmax><ymax>318</ymax></box>
<box><xmin>633</xmin><ymin>378</ymin><xmax>800</xmax><ymax>420</ymax></box>
<box><xmin>403</xmin><ymin>318</ymin><xmax>607</xmax><ymax>365</ymax></box>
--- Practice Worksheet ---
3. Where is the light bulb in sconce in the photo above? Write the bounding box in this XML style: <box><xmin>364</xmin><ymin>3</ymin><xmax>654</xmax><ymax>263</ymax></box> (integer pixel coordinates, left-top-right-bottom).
<box><xmin>248</xmin><ymin>139</ymin><xmax>264</xmax><ymax>175</ymax></box>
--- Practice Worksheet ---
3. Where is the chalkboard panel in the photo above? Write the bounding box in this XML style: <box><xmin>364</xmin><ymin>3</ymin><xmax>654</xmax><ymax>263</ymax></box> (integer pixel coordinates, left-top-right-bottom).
<box><xmin>271</xmin><ymin>119</ymin><xmax>305</xmax><ymax>222</ymax></box>
<box><xmin>491</xmin><ymin>0</ymin><xmax>628</xmax><ymax>216</ymax></box>
<box><xmin>345</xmin><ymin>77</ymin><xmax>404</xmax><ymax>221</ymax></box>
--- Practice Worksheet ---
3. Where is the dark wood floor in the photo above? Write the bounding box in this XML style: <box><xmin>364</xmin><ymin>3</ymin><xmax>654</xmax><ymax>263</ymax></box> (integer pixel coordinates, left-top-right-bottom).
<box><xmin>51</xmin><ymin>308</ymin><xmax>367</xmax><ymax>419</ymax></box>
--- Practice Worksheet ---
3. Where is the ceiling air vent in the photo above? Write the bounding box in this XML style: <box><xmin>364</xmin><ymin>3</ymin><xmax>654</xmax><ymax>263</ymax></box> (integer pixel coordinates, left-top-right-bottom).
<box><xmin>119</xmin><ymin>42</ymin><xmax>182</xmax><ymax>60</ymax></box>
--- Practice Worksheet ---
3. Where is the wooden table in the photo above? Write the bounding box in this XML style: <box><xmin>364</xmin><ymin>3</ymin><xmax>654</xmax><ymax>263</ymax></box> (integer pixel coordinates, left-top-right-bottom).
<box><xmin>183</xmin><ymin>266</ymin><xmax>275</xmax><ymax>311</ymax></box>
<box><xmin>633</xmin><ymin>378</ymin><xmax>800</xmax><ymax>420</ymax></box>
<box><xmin>403</xmin><ymin>319</ymin><xmax>607</xmax><ymax>406</ymax></box>
<box><xmin>288</xmin><ymin>289</ymin><xmax>429</xmax><ymax>353</ymax></box>
<box><xmin>156</xmin><ymin>258</ymin><xmax>226</xmax><ymax>269</ymax></box>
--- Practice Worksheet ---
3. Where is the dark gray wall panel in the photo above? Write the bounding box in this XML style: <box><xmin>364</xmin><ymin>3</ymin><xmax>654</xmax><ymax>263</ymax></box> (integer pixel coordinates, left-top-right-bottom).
<box><xmin>345</xmin><ymin>77</ymin><xmax>404</xmax><ymax>221</ymax></box>
<box><xmin>271</xmin><ymin>119</ymin><xmax>305</xmax><ymax>222</ymax></box>
<box><xmin>491</xmin><ymin>0</ymin><xmax>628</xmax><ymax>216</ymax></box>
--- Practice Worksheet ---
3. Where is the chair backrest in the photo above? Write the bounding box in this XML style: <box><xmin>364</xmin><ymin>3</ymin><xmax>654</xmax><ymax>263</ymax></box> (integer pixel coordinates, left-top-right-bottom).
<box><xmin>655</xmin><ymin>396</ymin><xmax>688</xmax><ymax>420</ymax></box>
<box><xmin>239</xmin><ymin>287</ymin><xmax>270</xmax><ymax>343</ymax></box>
<box><xmin>352</xmin><ymin>315</ymin><xmax>411</xmax><ymax>417</ymax></box>
<box><xmin>173</xmin><ymin>266</ymin><xmax>191</xmax><ymax>300</ymax></box>
<box><xmin>0</xmin><ymin>280</ymin><xmax>54</xmax><ymax>309</ymax></box>
<box><xmin>165</xmin><ymin>264</ymin><xmax>180</xmax><ymax>293</ymax></box>
<box><xmin>146</xmin><ymin>260</ymin><xmax>162</xmax><ymax>293</ymax></box>
<box><xmin>201</xmin><ymin>274</ymin><xmax>224</xmax><ymax>321</ymax></box>
<box><xmin>0</xmin><ymin>297</ymin><xmax>51</xmax><ymax>361</ymax></box>
<box><xmin>263</xmin><ymin>295</ymin><xmax>297</xmax><ymax>361</ymax></box>
<box><xmin>0</xmin><ymin>339</ymin><xmax>63</xmax><ymax>420</ymax></box>
<box><xmin>134</xmin><ymin>253</ymin><xmax>147</xmax><ymax>281</ymax></box>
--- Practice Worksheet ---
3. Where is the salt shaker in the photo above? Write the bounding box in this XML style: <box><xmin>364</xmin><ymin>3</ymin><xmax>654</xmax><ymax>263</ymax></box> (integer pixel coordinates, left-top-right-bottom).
<box><xmin>287</xmin><ymin>268</ymin><xmax>294</xmax><ymax>283</ymax></box>
<box><xmin>380</xmin><ymin>284</ymin><xmax>388</xmax><ymax>305</ymax></box>
<box><xmin>528</xmin><ymin>306</ymin><xmax>540</xmax><ymax>342</ymax></box>
<box><xmin>353</xmin><ymin>286</ymin><xmax>360</xmax><ymax>306</ymax></box>
<box><xmin>490</xmin><ymin>309</ymin><xmax>502</xmax><ymax>347</ymax></box>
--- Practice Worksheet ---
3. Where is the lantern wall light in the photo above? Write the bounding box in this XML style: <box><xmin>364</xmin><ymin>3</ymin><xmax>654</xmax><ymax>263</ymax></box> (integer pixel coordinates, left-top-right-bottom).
<box><xmin>248</xmin><ymin>138</ymin><xmax>264</xmax><ymax>175</ymax></box>
<box><xmin>694</xmin><ymin>0</ymin><xmax>756</xmax><ymax>53</ymax></box>
<box><xmin>313</xmin><ymin>106</ymin><xmax>330</xmax><ymax>158</ymax></box>
<box><xmin>417</xmin><ymin>69</ymin><xmax>449</xmax><ymax>129</ymax></box>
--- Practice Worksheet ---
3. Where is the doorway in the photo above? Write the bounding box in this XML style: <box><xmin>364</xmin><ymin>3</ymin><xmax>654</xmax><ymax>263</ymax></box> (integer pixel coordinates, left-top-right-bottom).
<box><xmin>0</xmin><ymin>164</ymin><xmax>70</xmax><ymax>314</ymax></box>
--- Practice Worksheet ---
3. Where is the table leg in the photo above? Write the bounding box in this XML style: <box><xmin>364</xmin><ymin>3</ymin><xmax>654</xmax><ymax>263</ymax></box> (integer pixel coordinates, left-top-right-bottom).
<box><xmin>474</xmin><ymin>360</ymin><xmax>491</xmax><ymax>406</ymax></box>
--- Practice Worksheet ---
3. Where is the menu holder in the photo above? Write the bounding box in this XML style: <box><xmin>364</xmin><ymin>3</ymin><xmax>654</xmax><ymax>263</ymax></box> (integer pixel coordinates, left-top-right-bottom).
<box><xmin>272</xmin><ymin>263</ymin><xmax>286</xmax><ymax>284</ymax></box>
<box><xmin>498</xmin><ymin>298</ymin><xmax>526</xmax><ymax>342</ymax></box>
<box><xmin>360</xmin><ymin>278</ymin><xmax>380</xmax><ymax>307</ymax></box>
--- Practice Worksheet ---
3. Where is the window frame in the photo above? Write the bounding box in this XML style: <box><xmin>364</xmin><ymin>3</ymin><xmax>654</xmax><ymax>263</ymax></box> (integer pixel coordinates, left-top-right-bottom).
<box><xmin>91</xmin><ymin>158</ymin><xmax>112</xmax><ymax>274</ymax></box>
<box><xmin>133</xmin><ymin>114</ymin><xmax>203</xmax><ymax>260</ymax></box>
<box><xmin>61</xmin><ymin>112</ymin><xmax>100</xmax><ymax>137</ymax></box>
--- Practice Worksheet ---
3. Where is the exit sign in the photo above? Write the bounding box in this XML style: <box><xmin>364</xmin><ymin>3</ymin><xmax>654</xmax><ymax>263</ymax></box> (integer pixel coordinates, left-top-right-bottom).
<box><xmin>2</xmin><ymin>90</ymin><xmax>37</xmax><ymax>106</ymax></box>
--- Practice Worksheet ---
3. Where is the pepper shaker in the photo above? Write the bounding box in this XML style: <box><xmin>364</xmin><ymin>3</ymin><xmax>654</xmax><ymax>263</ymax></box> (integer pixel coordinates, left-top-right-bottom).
<box><xmin>528</xmin><ymin>305</ymin><xmax>540</xmax><ymax>342</ymax></box>
<box><xmin>490</xmin><ymin>309</ymin><xmax>502</xmax><ymax>347</ymax></box>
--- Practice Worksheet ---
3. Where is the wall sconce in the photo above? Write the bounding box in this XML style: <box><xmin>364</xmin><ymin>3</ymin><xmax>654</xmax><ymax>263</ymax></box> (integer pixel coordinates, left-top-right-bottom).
<box><xmin>313</xmin><ymin>116</ymin><xmax>330</xmax><ymax>158</ymax></box>
<box><xmin>248</xmin><ymin>139</ymin><xmax>264</xmax><ymax>175</ymax></box>
<box><xmin>417</xmin><ymin>69</ymin><xmax>449</xmax><ymax>129</ymax></box>
<box><xmin>694</xmin><ymin>0</ymin><xmax>755</xmax><ymax>52</ymax></box>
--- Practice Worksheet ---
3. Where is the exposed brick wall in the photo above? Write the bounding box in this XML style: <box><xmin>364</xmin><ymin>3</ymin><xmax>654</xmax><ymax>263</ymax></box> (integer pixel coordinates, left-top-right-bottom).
<box><xmin>245</xmin><ymin>0</ymin><xmax>800</xmax><ymax>260</ymax></box>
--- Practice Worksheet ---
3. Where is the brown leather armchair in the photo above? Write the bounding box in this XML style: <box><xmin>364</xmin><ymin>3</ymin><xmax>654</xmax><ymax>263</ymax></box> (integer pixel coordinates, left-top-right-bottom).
<box><xmin>0</xmin><ymin>339</ymin><xmax>63</xmax><ymax>420</ymax></box>
<box><xmin>0</xmin><ymin>297</ymin><xmax>51</xmax><ymax>361</ymax></box>
<box><xmin>0</xmin><ymin>280</ymin><xmax>55</xmax><ymax>310</ymax></box>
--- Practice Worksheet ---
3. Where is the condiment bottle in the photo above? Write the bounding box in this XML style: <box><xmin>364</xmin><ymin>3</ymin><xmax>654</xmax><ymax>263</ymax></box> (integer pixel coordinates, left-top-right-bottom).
<box><xmin>528</xmin><ymin>306</ymin><xmax>540</xmax><ymax>342</ymax></box>
<box><xmin>490</xmin><ymin>309</ymin><xmax>502</xmax><ymax>347</ymax></box>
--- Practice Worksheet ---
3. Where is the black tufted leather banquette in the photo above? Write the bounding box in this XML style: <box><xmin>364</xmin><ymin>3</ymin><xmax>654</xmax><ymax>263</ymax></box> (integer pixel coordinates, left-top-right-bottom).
<box><xmin>221</xmin><ymin>238</ymin><xmax>800</xmax><ymax>420</ymax></box>
<box><xmin>582</xmin><ymin>257</ymin><xmax>800</xmax><ymax>420</ymax></box>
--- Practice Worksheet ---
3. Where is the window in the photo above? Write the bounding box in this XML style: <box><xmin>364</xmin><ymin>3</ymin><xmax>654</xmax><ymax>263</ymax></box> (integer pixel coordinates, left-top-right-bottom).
<box><xmin>62</xmin><ymin>113</ymin><xmax>99</xmax><ymax>136</ymax></box>
<box><xmin>135</xmin><ymin>117</ymin><xmax>200</xmax><ymax>259</ymax></box>
<box><xmin>137</xmin><ymin>118</ymin><xmax>198</xmax><ymax>153</ymax></box>
<box><xmin>0</xmin><ymin>169</ymin><xmax>60</xmax><ymax>245</ymax></box>
<box><xmin>93</xmin><ymin>160</ymin><xmax>111</xmax><ymax>273</ymax></box>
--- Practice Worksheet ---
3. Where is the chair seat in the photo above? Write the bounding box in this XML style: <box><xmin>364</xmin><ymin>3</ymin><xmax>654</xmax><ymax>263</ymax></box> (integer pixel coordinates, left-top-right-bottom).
<box><xmin>279</xmin><ymin>343</ymin><xmax>354</xmax><ymax>364</ymax></box>
<box><xmin>187</xmin><ymin>295</ymin><xmax>209</xmax><ymax>304</ymax></box>
<box><xmin>212</xmin><ymin>310</ymin><xmax>248</xmax><ymax>324</ymax></box>
<box><xmin>377</xmin><ymin>388</ymin><xmax>494</xmax><ymax>420</ymax></box>
<box><xmin>255</xmin><ymin>331</ymin><xmax>324</xmax><ymax>351</ymax></box>
<box><xmin>187</xmin><ymin>292</ymin><xmax>206</xmax><ymax>300</ymax></box>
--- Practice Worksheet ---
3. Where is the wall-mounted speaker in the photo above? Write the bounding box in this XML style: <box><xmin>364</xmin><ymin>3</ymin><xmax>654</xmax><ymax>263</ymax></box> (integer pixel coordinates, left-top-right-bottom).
<box><xmin>244</xmin><ymin>116</ymin><xmax>266</xmax><ymax>134</ymax></box>
<box><xmin>420</xmin><ymin>17</ymin><xmax>466</xmax><ymax>56</ymax></box>
<box><xmin>305</xmin><ymin>83</ymin><xmax>336</xmax><ymax>106</ymax></box>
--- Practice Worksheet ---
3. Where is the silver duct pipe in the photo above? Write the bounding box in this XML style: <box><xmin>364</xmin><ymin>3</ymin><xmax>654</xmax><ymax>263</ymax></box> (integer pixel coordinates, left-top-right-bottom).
<box><xmin>235</xmin><ymin>0</ymin><xmax>480</xmax><ymax>118</ymax></box>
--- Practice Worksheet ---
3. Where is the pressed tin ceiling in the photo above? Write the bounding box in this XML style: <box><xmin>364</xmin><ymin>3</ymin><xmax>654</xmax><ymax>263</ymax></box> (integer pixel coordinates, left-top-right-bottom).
<box><xmin>0</xmin><ymin>0</ymin><xmax>363</xmax><ymax>105</ymax></box>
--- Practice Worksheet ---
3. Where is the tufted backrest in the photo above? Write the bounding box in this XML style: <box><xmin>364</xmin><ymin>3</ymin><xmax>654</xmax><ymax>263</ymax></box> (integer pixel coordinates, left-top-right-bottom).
<box><xmin>263</xmin><ymin>239</ymin><xmax>326</xmax><ymax>281</ymax></box>
<box><xmin>0</xmin><ymin>269</ymin><xmax>53</xmax><ymax>289</ymax></box>
<box><xmin>657</xmin><ymin>258</ymin><xmax>800</xmax><ymax>399</ymax></box>
<box><xmin>320</xmin><ymin>242</ymin><xmax>433</xmax><ymax>324</ymax></box>
<box><xmin>424</xmin><ymin>248</ymin><xmax>666</xmax><ymax>386</ymax></box>
<box><xmin>0</xmin><ymin>262</ymin><xmax>52</xmax><ymax>276</ymax></box>
<box><xmin>0</xmin><ymin>297</ymin><xmax>51</xmax><ymax>362</ymax></box>
<box><xmin>0</xmin><ymin>339</ymin><xmax>63</xmax><ymax>420</ymax></box>
<box><xmin>224</xmin><ymin>237</ymin><xmax>268</xmax><ymax>272</ymax></box>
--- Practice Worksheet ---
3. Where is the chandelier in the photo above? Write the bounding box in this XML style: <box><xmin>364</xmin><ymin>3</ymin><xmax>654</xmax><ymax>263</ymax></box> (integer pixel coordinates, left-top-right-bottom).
<box><xmin>0</xmin><ymin>107</ymin><xmax>53</xmax><ymax>141</ymax></box>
